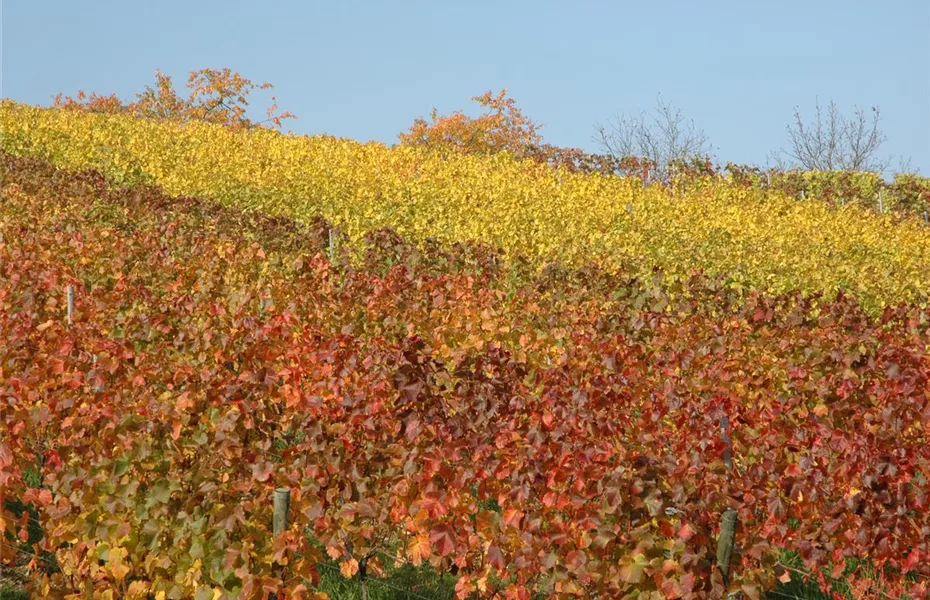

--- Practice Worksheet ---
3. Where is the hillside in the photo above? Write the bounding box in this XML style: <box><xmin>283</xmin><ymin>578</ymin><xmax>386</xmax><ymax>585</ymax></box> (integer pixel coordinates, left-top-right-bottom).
<box><xmin>2</xmin><ymin>151</ymin><xmax>929</xmax><ymax>599</ymax></box>
<box><xmin>3</xmin><ymin>101</ymin><xmax>930</xmax><ymax>312</ymax></box>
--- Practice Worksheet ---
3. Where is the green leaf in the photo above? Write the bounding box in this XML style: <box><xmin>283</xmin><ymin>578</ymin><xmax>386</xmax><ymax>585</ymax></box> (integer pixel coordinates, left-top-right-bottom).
<box><xmin>114</xmin><ymin>456</ymin><xmax>130</xmax><ymax>477</ymax></box>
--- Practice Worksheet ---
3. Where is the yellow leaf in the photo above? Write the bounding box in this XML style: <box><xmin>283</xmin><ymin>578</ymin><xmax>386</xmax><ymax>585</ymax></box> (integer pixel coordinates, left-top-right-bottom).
<box><xmin>339</xmin><ymin>558</ymin><xmax>359</xmax><ymax>579</ymax></box>
<box><xmin>108</xmin><ymin>547</ymin><xmax>130</xmax><ymax>582</ymax></box>
<box><xmin>127</xmin><ymin>580</ymin><xmax>150</xmax><ymax>599</ymax></box>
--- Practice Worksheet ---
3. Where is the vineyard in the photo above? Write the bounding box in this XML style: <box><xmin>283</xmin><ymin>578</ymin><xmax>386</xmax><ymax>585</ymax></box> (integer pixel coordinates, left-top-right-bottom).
<box><xmin>3</xmin><ymin>100</ymin><xmax>930</xmax><ymax>313</ymax></box>
<box><xmin>1</xmin><ymin>101</ymin><xmax>930</xmax><ymax>600</ymax></box>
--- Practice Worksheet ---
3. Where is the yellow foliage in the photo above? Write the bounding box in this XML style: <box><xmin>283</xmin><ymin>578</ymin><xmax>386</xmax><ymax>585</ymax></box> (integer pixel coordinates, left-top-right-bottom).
<box><xmin>3</xmin><ymin>100</ymin><xmax>930</xmax><ymax>311</ymax></box>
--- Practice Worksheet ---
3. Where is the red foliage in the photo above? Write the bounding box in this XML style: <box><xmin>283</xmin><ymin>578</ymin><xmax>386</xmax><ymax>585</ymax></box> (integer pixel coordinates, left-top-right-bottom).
<box><xmin>2</xmin><ymin>153</ymin><xmax>928</xmax><ymax>598</ymax></box>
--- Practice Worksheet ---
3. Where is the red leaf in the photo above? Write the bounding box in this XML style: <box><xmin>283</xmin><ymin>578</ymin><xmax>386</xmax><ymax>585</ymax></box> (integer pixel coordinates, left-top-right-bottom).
<box><xmin>487</xmin><ymin>544</ymin><xmax>505</xmax><ymax>570</ymax></box>
<box><xmin>502</xmin><ymin>508</ymin><xmax>523</xmax><ymax>528</ymax></box>
<box><xmin>36</xmin><ymin>489</ymin><xmax>52</xmax><ymax>506</ymax></box>
<box><xmin>429</xmin><ymin>524</ymin><xmax>456</xmax><ymax>557</ymax></box>
<box><xmin>454</xmin><ymin>575</ymin><xmax>472</xmax><ymax>600</ymax></box>
<box><xmin>903</xmin><ymin>549</ymin><xmax>920</xmax><ymax>573</ymax></box>
<box><xmin>44</xmin><ymin>450</ymin><xmax>61</xmax><ymax>469</ymax></box>
<box><xmin>252</xmin><ymin>461</ymin><xmax>273</xmax><ymax>482</ymax></box>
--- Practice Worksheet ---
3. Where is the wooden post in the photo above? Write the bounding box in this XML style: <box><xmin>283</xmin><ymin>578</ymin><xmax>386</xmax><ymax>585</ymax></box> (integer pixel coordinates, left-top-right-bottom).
<box><xmin>92</xmin><ymin>355</ymin><xmax>104</xmax><ymax>392</ymax></box>
<box><xmin>627</xmin><ymin>202</ymin><xmax>633</xmax><ymax>214</ymax></box>
<box><xmin>717</xmin><ymin>510</ymin><xmax>738</xmax><ymax>582</ymax></box>
<box><xmin>66</xmin><ymin>285</ymin><xmax>74</xmax><ymax>325</ymax></box>
<box><xmin>360</xmin><ymin>561</ymin><xmax>369</xmax><ymax>600</ymax></box>
<box><xmin>720</xmin><ymin>416</ymin><xmax>733</xmax><ymax>472</ymax></box>
<box><xmin>273</xmin><ymin>488</ymin><xmax>290</xmax><ymax>536</ymax></box>
<box><xmin>270</xmin><ymin>488</ymin><xmax>291</xmax><ymax>600</ymax></box>
<box><xmin>328</xmin><ymin>228</ymin><xmax>336</xmax><ymax>263</ymax></box>
<box><xmin>878</xmin><ymin>190</ymin><xmax>884</xmax><ymax>214</ymax></box>
<box><xmin>800</xmin><ymin>190</ymin><xmax>805</xmax><ymax>200</ymax></box>
<box><xmin>924</xmin><ymin>211</ymin><xmax>928</xmax><ymax>224</ymax></box>
<box><xmin>715</xmin><ymin>415</ymin><xmax>738</xmax><ymax>589</ymax></box>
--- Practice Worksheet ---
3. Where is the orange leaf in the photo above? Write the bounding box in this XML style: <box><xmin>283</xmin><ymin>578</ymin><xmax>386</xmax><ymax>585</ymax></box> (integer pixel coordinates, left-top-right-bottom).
<box><xmin>407</xmin><ymin>533</ymin><xmax>431</xmax><ymax>566</ymax></box>
<box><xmin>502</xmin><ymin>508</ymin><xmax>523</xmax><ymax>528</ymax></box>
<box><xmin>339</xmin><ymin>558</ymin><xmax>359</xmax><ymax>579</ymax></box>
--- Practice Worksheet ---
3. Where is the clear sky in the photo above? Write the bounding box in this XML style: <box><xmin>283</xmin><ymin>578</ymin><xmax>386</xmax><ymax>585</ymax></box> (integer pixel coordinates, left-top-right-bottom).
<box><xmin>2</xmin><ymin>0</ymin><xmax>929</xmax><ymax>173</ymax></box>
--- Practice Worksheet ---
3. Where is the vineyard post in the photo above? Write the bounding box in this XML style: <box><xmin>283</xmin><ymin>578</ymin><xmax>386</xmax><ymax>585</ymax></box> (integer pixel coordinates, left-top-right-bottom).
<box><xmin>92</xmin><ymin>355</ymin><xmax>104</xmax><ymax>392</ymax></box>
<box><xmin>924</xmin><ymin>211</ymin><xmax>928</xmax><ymax>224</ymax></box>
<box><xmin>715</xmin><ymin>415</ymin><xmax>738</xmax><ymax>591</ymax></box>
<box><xmin>270</xmin><ymin>488</ymin><xmax>291</xmax><ymax>600</ymax></box>
<box><xmin>878</xmin><ymin>190</ymin><xmax>884</xmax><ymax>214</ymax></box>
<box><xmin>328</xmin><ymin>227</ymin><xmax>336</xmax><ymax>263</ymax></box>
<box><xmin>67</xmin><ymin>285</ymin><xmax>74</xmax><ymax>325</ymax></box>
<box><xmin>273</xmin><ymin>487</ymin><xmax>290</xmax><ymax>536</ymax></box>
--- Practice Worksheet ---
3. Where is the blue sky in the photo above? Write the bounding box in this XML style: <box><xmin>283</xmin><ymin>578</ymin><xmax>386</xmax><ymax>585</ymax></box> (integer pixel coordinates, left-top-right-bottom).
<box><xmin>2</xmin><ymin>0</ymin><xmax>929</xmax><ymax>173</ymax></box>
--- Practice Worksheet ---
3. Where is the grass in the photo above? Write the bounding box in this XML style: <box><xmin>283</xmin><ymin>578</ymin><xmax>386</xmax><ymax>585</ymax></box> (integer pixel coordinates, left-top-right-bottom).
<box><xmin>0</xmin><ymin>584</ymin><xmax>29</xmax><ymax>600</ymax></box>
<box><xmin>316</xmin><ymin>560</ymin><xmax>456</xmax><ymax>600</ymax></box>
<box><xmin>0</xmin><ymin>550</ymin><xmax>861</xmax><ymax>600</ymax></box>
<box><xmin>0</xmin><ymin>516</ymin><xmax>847</xmax><ymax>600</ymax></box>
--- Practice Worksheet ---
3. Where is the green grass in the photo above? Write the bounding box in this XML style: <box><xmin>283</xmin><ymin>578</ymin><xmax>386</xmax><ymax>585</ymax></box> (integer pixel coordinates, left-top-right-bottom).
<box><xmin>0</xmin><ymin>484</ymin><xmax>864</xmax><ymax>600</ymax></box>
<box><xmin>0</xmin><ymin>584</ymin><xmax>29</xmax><ymax>600</ymax></box>
<box><xmin>0</xmin><ymin>570</ymin><xmax>843</xmax><ymax>600</ymax></box>
<box><xmin>315</xmin><ymin>559</ymin><xmax>456</xmax><ymax>600</ymax></box>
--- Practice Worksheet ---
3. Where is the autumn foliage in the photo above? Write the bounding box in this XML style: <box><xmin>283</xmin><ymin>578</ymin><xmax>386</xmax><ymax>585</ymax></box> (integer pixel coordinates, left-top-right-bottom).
<box><xmin>53</xmin><ymin>67</ymin><xmax>296</xmax><ymax>131</ymax></box>
<box><xmin>398</xmin><ymin>89</ymin><xmax>638</xmax><ymax>177</ymax></box>
<box><xmin>5</xmin><ymin>100</ymin><xmax>930</xmax><ymax>313</ymax></box>
<box><xmin>399</xmin><ymin>90</ymin><xmax>544</xmax><ymax>159</ymax></box>
<box><xmin>2</xmin><ymin>152</ymin><xmax>929</xmax><ymax>599</ymax></box>
<box><xmin>2</xmin><ymin>71</ymin><xmax>930</xmax><ymax>600</ymax></box>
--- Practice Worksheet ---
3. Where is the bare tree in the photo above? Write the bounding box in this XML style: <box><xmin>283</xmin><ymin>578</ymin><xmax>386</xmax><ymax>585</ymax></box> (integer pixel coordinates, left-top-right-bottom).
<box><xmin>778</xmin><ymin>99</ymin><xmax>889</xmax><ymax>172</ymax></box>
<box><xmin>594</xmin><ymin>95</ymin><xmax>713</xmax><ymax>181</ymax></box>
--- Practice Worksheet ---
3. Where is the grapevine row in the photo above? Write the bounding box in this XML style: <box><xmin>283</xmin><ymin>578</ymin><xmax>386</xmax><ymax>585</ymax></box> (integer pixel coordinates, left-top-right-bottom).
<box><xmin>2</xmin><ymin>154</ymin><xmax>928</xmax><ymax>599</ymax></box>
<box><xmin>3</xmin><ymin>101</ymin><xmax>930</xmax><ymax>312</ymax></box>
